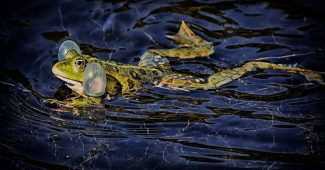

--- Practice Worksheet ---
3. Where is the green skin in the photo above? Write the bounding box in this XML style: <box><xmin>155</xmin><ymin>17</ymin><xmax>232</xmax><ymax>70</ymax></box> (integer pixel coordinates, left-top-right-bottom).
<box><xmin>50</xmin><ymin>22</ymin><xmax>323</xmax><ymax>113</ymax></box>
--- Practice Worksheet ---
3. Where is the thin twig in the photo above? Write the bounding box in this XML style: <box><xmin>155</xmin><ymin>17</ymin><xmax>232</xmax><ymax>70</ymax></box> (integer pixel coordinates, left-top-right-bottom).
<box><xmin>255</xmin><ymin>52</ymin><xmax>314</xmax><ymax>61</ymax></box>
<box><xmin>144</xmin><ymin>32</ymin><xmax>160</xmax><ymax>47</ymax></box>
<box><xmin>58</xmin><ymin>7</ymin><xmax>66</xmax><ymax>31</ymax></box>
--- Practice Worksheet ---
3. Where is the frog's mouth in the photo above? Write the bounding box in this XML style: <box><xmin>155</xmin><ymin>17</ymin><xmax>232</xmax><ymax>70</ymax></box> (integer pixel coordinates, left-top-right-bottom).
<box><xmin>55</xmin><ymin>75</ymin><xmax>84</xmax><ymax>93</ymax></box>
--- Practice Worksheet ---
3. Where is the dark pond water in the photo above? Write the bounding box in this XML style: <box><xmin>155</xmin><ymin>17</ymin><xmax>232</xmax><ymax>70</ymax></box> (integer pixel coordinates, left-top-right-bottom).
<box><xmin>1</xmin><ymin>0</ymin><xmax>325</xmax><ymax>169</ymax></box>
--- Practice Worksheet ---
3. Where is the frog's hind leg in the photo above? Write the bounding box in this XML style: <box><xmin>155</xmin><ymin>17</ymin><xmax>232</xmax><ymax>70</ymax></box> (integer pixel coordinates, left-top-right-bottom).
<box><xmin>149</xmin><ymin>21</ymin><xmax>214</xmax><ymax>59</ymax></box>
<box><xmin>139</xmin><ymin>21</ymin><xmax>214</xmax><ymax>70</ymax></box>
<box><xmin>243</xmin><ymin>61</ymin><xmax>324</xmax><ymax>84</ymax></box>
<box><xmin>158</xmin><ymin>61</ymin><xmax>324</xmax><ymax>91</ymax></box>
<box><xmin>207</xmin><ymin>61</ymin><xmax>324</xmax><ymax>89</ymax></box>
<box><xmin>157</xmin><ymin>74</ymin><xmax>208</xmax><ymax>91</ymax></box>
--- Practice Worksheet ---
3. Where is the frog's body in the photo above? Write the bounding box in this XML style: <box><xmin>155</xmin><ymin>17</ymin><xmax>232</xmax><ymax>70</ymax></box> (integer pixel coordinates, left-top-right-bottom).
<box><xmin>52</xmin><ymin>52</ymin><xmax>164</xmax><ymax>98</ymax></box>
<box><xmin>50</xmin><ymin>21</ymin><xmax>323</xmax><ymax>111</ymax></box>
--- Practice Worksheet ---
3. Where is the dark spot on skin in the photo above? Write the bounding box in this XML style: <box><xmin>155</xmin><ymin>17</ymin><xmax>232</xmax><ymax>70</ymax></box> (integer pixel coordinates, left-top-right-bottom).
<box><xmin>139</xmin><ymin>69</ymin><xmax>147</xmax><ymax>76</ymax></box>
<box><xmin>184</xmin><ymin>82</ymin><xmax>191</xmax><ymax>86</ymax></box>
<box><xmin>105</xmin><ymin>66</ymin><xmax>114</xmax><ymax>72</ymax></box>
<box><xmin>112</xmin><ymin>67</ymin><xmax>118</xmax><ymax>72</ymax></box>
<box><xmin>129</xmin><ymin>89</ymin><xmax>136</xmax><ymax>93</ymax></box>
<box><xmin>130</xmin><ymin>71</ymin><xmax>141</xmax><ymax>79</ymax></box>
<box><xmin>152</xmin><ymin>71</ymin><xmax>158</xmax><ymax>76</ymax></box>
<box><xmin>127</xmin><ymin>79</ymin><xmax>135</xmax><ymax>89</ymax></box>
<box><xmin>165</xmin><ymin>78</ymin><xmax>173</xmax><ymax>83</ymax></box>
<box><xmin>115</xmin><ymin>84</ymin><xmax>121</xmax><ymax>91</ymax></box>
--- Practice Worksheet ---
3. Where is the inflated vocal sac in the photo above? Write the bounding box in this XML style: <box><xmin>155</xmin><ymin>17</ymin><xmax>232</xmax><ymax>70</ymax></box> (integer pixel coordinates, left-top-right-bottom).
<box><xmin>83</xmin><ymin>63</ymin><xmax>107</xmax><ymax>97</ymax></box>
<box><xmin>58</xmin><ymin>40</ymin><xmax>82</xmax><ymax>61</ymax></box>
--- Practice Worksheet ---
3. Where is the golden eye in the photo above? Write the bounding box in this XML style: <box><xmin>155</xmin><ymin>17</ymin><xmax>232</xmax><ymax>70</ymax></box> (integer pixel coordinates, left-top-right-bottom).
<box><xmin>75</xmin><ymin>57</ymin><xmax>85</xmax><ymax>69</ymax></box>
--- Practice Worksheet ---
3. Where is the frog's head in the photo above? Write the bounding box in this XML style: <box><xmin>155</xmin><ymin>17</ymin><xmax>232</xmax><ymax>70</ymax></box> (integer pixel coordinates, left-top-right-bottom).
<box><xmin>52</xmin><ymin>40</ymin><xmax>107</xmax><ymax>96</ymax></box>
<box><xmin>52</xmin><ymin>50</ymin><xmax>88</xmax><ymax>95</ymax></box>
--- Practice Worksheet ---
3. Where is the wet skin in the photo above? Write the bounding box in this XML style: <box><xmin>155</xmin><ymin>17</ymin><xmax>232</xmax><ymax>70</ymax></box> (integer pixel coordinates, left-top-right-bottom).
<box><xmin>49</xmin><ymin>21</ymin><xmax>324</xmax><ymax>113</ymax></box>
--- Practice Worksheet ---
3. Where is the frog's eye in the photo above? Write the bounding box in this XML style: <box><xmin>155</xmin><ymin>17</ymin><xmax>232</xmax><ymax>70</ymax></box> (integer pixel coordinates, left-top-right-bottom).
<box><xmin>75</xmin><ymin>58</ymin><xmax>85</xmax><ymax>70</ymax></box>
<box><xmin>58</xmin><ymin>40</ymin><xmax>81</xmax><ymax>61</ymax></box>
<box><xmin>83</xmin><ymin>63</ymin><xmax>107</xmax><ymax>97</ymax></box>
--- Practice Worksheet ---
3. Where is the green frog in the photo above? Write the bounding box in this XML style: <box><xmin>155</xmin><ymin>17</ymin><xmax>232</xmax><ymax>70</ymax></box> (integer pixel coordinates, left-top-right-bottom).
<box><xmin>49</xmin><ymin>21</ymin><xmax>324</xmax><ymax>113</ymax></box>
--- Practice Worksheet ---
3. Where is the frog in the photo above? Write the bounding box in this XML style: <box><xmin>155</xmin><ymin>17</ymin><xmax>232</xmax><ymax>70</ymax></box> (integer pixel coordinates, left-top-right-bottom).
<box><xmin>48</xmin><ymin>21</ymin><xmax>324</xmax><ymax>114</ymax></box>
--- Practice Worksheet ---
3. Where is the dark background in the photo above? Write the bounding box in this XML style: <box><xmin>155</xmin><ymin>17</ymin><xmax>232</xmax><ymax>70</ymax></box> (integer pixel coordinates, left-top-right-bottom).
<box><xmin>1</xmin><ymin>0</ymin><xmax>325</xmax><ymax>169</ymax></box>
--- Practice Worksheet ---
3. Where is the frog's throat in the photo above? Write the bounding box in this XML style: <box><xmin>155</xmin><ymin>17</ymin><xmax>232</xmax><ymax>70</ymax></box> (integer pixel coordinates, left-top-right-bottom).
<box><xmin>55</xmin><ymin>75</ymin><xmax>84</xmax><ymax>94</ymax></box>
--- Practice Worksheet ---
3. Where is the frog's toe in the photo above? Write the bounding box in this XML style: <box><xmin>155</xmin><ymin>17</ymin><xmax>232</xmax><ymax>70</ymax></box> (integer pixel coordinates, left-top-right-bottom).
<box><xmin>303</xmin><ymin>71</ymin><xmax>324</xmax><ymax>85</ymax></box>
<box><xmin>43</xmin><ymin>99</ymin><xmax>73</xmax><ymax>108</ymax></box>
<box><xmin>72</xmin><ymin>108</ymin><xmax>83</xmax><ymax>116</ymax></box>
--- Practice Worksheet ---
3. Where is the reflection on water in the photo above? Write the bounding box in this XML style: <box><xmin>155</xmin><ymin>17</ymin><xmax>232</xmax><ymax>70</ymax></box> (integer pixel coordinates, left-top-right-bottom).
<box><xmin>1</xmin><ymin>0</ymin><xmax>325</xmax><ymax>169</ymax></box>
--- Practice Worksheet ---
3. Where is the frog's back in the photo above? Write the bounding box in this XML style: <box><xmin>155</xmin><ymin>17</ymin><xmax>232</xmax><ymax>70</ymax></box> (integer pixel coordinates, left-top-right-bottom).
<box><xmin>99</xmin><ymin>60</ymin><xmax>164</xmax><ymax>93</ymax></box>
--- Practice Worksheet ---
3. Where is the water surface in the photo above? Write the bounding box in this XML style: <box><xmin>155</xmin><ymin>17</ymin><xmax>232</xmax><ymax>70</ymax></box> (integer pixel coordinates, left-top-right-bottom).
<box><xmin>1</xmin><ymin>0</ymin><xmax>325</xmax><ymax>169</ymax></box>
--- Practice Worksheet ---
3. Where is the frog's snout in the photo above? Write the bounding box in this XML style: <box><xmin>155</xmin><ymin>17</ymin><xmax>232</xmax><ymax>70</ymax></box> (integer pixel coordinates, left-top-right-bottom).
<box><xmin>52</xmin><ymin>62</ymin><xmax>62</xmax><ymax>76</ymax></box>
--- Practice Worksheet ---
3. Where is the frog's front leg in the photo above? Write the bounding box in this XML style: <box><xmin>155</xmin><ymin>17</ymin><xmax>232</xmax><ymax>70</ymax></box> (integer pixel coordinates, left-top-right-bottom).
<box><xmin>45</xmin><ymin>96</ymin><xmax>102</xmax><ymax>109</ymax></box>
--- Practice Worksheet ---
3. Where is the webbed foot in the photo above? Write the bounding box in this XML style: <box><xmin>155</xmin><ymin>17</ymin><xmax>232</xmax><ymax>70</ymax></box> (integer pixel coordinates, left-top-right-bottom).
<box><xmin>149</xmin><ymin>21</ymin><xmax>214</xmax><ymax>59</ymax></box>
<box><xmin>44</xmin><ymin>97</ymin><xmax>103</xmax><ymax>115</ymax></box>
